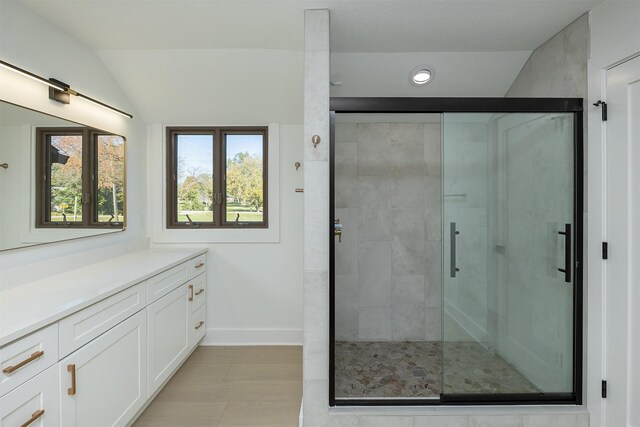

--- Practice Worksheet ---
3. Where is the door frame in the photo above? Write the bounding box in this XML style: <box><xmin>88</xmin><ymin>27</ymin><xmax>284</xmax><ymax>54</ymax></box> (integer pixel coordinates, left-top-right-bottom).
<box><xmin>328</xmin><ymin>97</ymin><xmax>584</xmax><ymax>407</ymax></box>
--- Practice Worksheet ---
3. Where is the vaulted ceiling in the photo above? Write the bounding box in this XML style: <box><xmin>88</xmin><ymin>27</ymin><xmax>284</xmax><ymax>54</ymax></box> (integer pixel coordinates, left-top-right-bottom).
<box><xmin>20</xmin><ymin>0</ymin><xmax>601</xmax><ymax>52</ymax></box>
<box><xmin>13</xmin><ymin>0</ymin><xmax>601</xmax><ymax>123</ymax></box>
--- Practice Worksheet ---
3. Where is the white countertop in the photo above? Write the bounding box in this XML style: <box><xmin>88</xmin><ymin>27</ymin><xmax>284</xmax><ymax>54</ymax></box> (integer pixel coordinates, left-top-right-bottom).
<box><xmin>0</xmin><ymin>248</ymin><xmax>207</xmax><ymax>348</ymax></box>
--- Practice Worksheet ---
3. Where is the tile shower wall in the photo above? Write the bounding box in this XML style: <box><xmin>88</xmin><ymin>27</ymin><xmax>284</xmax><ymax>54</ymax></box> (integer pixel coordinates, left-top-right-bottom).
<box><xmin>334</xmin><ymin>121</ymin><xmax>442</xmax><ymax>342</ymax></box>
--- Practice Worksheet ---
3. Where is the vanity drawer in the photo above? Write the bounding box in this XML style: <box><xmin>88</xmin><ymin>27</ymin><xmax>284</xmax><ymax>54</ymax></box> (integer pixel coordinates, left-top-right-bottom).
<box><xmin>147</xmin><ymin>261</ymin><xmax>190</xmax><ymax>304</ymax></box>
<box><xmin>0</xmin><ymin>364</ymin><xmax>60</xmax><ymax>427</ymax></box>
<box><xmin>188</xmin><ymin>273</ymin><xmax>206</xmax><ymax>314</ymax></box>
<box><xmin>0</xmin><ymin>323</ymin><xmax>58</xmax><ymax>397</ymax></box>
<box><xmin>58</xmin><ymin>282</ymin><xmax>146</xmax><ymax>358</ymax></box>
<box><xmin>189</xmin><ymin>254</ymin><xmax>207</xmax><ymax>278</ymax></box>
<box><xmin>189</xmin><ymin>306</ymin><xmax>206</xmax><ymax>347</ymax></box>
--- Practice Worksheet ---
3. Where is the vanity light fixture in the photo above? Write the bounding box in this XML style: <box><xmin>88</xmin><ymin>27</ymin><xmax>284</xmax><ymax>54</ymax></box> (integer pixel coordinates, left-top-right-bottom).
<box><xmin>409</xmin><ymin>65</ymin><xmax>435</xmax><ymax>87</ymax></box>
<box><xmin>0</xmin><ymin>59</ymin><xmax>133</xmax><ymax>119</ymax></box>
<box><xmin>0</xmin><ymin>60</ymin><xmax>66</xmax><ymax>91</ymax></box>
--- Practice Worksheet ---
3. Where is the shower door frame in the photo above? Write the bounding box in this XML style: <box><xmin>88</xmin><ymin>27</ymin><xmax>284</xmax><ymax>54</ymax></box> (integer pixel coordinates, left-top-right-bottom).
<box><xmin>329</xmin><ymin>97</ymin><xmax>584</xmax><ymax>407</ymax></box>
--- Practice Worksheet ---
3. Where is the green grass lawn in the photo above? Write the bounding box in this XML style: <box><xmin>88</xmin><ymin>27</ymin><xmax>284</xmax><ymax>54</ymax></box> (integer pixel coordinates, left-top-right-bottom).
<box><xmin>178</xmin><ymin>209</ymin><xmax>263</xmax><ymax>223</ymax></box>
<box><xmin>51</xmin><ymin>214</ymin><xmax>122</xmax><ymax>223</ymax></box>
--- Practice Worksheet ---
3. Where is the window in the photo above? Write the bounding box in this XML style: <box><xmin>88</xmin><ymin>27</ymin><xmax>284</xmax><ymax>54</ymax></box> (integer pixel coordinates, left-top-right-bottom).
<box><xmin>35</xmin><ymin>127</ymin><xmax>125</xmax><ymax>228</ymax></box>
<box><xmin>166</xmin><ymin>127</ymin><xmax>268</xmax><ymax>228</ymax></box>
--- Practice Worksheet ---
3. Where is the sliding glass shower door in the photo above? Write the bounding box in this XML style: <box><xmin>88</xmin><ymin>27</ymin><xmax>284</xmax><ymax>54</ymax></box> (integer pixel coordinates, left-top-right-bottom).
<box><xmin>442</xmin><ymin>112</ymin><xmax>576</xmax><ymax>398</ymax></box>
<box><xmin>330</xmin><ymin>98</ymin><xmax>583</xmax><ymax>406</ymax></box>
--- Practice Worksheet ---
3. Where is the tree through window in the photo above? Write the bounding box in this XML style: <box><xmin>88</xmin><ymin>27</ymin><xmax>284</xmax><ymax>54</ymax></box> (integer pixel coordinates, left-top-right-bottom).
<box><xmin>36</xmin><ymin>128</ymin><xmax>125</xmax><ymax>228</ymax></box>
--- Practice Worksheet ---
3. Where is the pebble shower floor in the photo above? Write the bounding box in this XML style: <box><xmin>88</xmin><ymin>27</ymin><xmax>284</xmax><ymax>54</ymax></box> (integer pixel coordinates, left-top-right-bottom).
<box><xmin>335</xmin><ymin>341</ymin><xmax>539</xmax><ymax>398</ymax></box>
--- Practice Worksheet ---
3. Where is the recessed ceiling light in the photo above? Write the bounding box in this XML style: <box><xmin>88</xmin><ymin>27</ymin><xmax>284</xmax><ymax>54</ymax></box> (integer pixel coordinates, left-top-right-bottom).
<box><xmin>410</xmin><ymin>65</ymin><xmax>435</xmax><ymax>87</ymax></box>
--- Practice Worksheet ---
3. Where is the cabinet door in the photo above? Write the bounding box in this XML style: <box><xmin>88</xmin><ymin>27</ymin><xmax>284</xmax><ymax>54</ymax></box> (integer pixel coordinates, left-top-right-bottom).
<box><xmin>189</xmin><ymin>305</ymin><xmax>206</xmax><ymax>348</ymax></box>
<box><xmin>0</xmin><ymin>364</ymin><xmax>59</xmax><ymax>427</ymax></box>
<box><xmin>59</xmin><ymin>310</ymin><xmax>147</xmax><ymax>427</ymax></box>
<box><xmin>147</xmin><ymin>283</ymin><xmax>189</xmax><ymax>396</ymax></box>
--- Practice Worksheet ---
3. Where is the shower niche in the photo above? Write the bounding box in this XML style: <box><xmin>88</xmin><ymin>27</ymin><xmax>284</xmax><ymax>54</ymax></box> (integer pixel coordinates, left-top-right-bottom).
<box><xmin>329</xmin><ymin>98</ymin><xmax>583</xmax><ymax>406</ymax></box>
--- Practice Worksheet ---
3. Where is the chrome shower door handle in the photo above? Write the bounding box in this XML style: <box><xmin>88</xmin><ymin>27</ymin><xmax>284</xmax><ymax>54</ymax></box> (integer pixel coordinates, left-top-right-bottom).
<box><xmin>558</xmin><ymin>223</ymin><xmax>572</xmax><ymax>283</ymax></box>
<box><xmin>450</xmin><ymin>222</ymin><xmax>460</xmax><ymax>278</ymax></box>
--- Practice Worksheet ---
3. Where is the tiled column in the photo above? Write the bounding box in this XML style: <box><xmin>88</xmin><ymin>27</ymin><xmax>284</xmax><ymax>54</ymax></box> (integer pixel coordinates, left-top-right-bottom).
<box><xmin>303</xmin><ymin>8</ymin><xmax>332</xmax><ymax>426</ymax></box>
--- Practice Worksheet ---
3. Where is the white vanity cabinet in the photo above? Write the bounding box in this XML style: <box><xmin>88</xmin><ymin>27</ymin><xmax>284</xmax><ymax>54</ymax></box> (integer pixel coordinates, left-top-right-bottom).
<box><xmin>147</xmin><ymin>283</ymin><xmax>190</xmax><ymax>395</ymax></box>
<box><xmin>0</xmin><ymin>249</ymin><xmax>207</xmax><ymax>427</ymax></box>
<box><xmin>59</xmin><ymin>310</ymin><xmax>147</xmax><ymax>427</ymax></box>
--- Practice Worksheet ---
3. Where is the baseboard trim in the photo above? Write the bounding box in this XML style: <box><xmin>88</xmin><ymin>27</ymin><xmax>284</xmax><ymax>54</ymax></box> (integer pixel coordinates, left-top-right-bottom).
<box><xmin>201</xmin><ymin>328</ymin><xmax>303</xmax><ymax>345</ymax></box>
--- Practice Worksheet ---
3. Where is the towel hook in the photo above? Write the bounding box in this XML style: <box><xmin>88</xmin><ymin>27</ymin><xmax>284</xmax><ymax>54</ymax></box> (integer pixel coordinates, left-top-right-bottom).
<box><xmin>312</xmin><ymin>135</ymin><xmax>321</xmax><ymax>148</ymax></box>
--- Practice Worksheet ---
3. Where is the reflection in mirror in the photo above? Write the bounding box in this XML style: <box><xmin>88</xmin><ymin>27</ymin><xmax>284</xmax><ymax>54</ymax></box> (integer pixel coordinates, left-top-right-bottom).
<box><xmin>96</xmin><ymin>134</ymin><xmax>125</xmax><ymax>223</ymax></box>
<box><xmin>0</xmin><ymin>101</ymin><xmax>126</xmax><ymax>251</ymax></box>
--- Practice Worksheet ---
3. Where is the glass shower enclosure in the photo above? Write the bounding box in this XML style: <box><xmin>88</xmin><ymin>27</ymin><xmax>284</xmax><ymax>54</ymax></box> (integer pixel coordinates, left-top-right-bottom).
<box><xmin>329</xmin><ymin>98</ymin><xmax>583</xmax><ymax>406</ymax></box>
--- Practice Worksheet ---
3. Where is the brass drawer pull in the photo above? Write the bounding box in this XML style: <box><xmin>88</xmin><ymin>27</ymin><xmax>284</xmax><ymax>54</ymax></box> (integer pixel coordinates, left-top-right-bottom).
<box><xmin>195</xmin><ymin>288</ymin><xmax>205</xmax><ymax>296</ymax></box>
<box><xmin>188</xmin><ymin>284</ymin><xmax>194</xmax><ymax>302</ymax></box>
<box><xmin>2</xmin><ymin>350</ymin><xmax>45</xmax><ymax>374</ymax></box>
<box><xmin>20</xmin><ymin>409</ymin><xmax>45</xmax><ymax>427</ymax></box>
<box><xmin>67</xmin><ymin>364</ymin><xmax>76</xmax><ymax>396</ymax></box>
<box><xmin>195</xmin><ymin>321</ymin><xmax>205</xmax><ymax>330</ymax></box>
<box><xmin>195</xmin><ymin>261</ymin><xmax>205</xmax><ymax>269</ymax></box>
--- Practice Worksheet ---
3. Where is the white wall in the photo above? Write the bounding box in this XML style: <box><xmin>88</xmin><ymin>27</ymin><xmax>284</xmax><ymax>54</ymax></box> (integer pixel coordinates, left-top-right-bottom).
<box><xmin>126</xmin><ymin>49</ymin><xmax>306</xmax><ymax>345</ymax></box>
<box><xmin>0</xmin><ymin>1</ymin><xmax>147</xmax><ymax>274</ymax></box>
<box><xmin>204</xmin><ymin>124</ymin><xmax>303</xmax><ymax>343</ymax></box>
<box><xmin>148</xmin><ymin>124</ymin><xmax>304</xmax><ymax>345</ymax></box>
<box><xmin>587</xmin><ymin>2</ymin><xmax>640</xmax><ymax>427</ymax></box>
<box><xmin>95</xmin><ymin>49</ymin><xmax>304</xmax><ymax>125</ymax></box>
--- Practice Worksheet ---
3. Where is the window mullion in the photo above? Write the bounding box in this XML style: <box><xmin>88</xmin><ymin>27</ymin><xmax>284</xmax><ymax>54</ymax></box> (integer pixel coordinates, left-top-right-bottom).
<box><xmin>168</xmin><ymin>131</ymin><xmax>176</xmax><ymax>226</ymax></box>
<box><xmin>215</xmin><ymin>128</ymin><xmax>224</xmax><ymax>228</ymax></box>
<box><xmin>83</xmin><ymin>129</ymin><xmax>92</xmax><ymax>227</ymax></box>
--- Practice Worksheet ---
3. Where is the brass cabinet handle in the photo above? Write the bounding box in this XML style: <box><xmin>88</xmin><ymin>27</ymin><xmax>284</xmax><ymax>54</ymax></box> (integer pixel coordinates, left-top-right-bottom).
<box><xmin>67</xmin><ymin>364</ymin><xmax>76</xmax><ymax>396</ymax></box>
<box><xmin>2</xmin><ymin>350</ymin><xmax>45</xmax><ymax>374</ymax></box>
<box><xmin>188</xmin><ymin>284</ymin><xmax>194</xmax><ymax>302</ymax></box>
<box><xmin>195</xmin><ymin>321</ymin><xmax>205</xmax><ymax>330</ymax></box>
<box><xmin>20</xmin><ymin>409</ymin><xmax>45</xmax><ymax>427</ymax></box>
<box><xmin>195</xmin><ymin>288</ymin><xmax>205</xmax><ymax>296</ymax></box>
<box><xmin>195</xmin><ymin>261</ymin><xmax>205</xmax><ymax>269</ymax></box>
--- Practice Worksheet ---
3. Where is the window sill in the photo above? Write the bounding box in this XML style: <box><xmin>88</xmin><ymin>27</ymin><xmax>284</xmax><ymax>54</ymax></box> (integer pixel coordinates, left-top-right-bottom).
<box><xmin>152</xmin><ymin>225</ymin><xmax>279</xmax><ymax>244</ymax></box>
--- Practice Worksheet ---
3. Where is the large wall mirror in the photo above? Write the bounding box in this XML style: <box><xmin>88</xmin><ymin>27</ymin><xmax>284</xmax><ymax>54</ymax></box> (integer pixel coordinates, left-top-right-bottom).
<box><xmin>0</xmin><ymin>100</ymin><xmax>126</xmax><ymax>251</ymax></box>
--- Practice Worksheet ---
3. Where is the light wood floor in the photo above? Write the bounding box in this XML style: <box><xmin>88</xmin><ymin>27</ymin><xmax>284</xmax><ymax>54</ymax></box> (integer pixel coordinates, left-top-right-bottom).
<box><xmin>133</xmin><ymin>346</ymin><xmax>302</xmax><ymax>427</ymax></box>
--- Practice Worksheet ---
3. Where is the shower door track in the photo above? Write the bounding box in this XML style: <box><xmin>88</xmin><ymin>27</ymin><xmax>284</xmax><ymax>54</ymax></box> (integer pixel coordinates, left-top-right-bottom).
<box><xmin>328</xmin><ymin>97</ymin><xmax>584</xmax><ymax>407</ymax></box>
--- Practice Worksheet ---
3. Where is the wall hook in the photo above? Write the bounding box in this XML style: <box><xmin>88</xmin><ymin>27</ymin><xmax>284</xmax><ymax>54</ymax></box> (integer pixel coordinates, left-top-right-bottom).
<box><xmin>295</xmin><ymin>161</ymin><xmax>301</xmax><ymax>171</ymax></box>
<box><xmin>0</xmin><ymin>163</ymin><xmax>8</xmax><ymax>169</ymax></box>
<box><xmin>312</xmin><ymin>135</ymin><xmax>321</xmax><ymax>148</ymax></box>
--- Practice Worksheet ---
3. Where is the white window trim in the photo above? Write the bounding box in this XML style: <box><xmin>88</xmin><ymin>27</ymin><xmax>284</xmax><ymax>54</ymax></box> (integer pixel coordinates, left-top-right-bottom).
<box><xmin>149</xmin><ymin>123</ymin><xmax>280</xmax><ymax>244</ymax></box>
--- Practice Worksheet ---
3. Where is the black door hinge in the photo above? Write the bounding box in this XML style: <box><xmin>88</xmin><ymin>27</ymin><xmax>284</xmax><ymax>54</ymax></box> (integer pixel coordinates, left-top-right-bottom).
<box><xmin>602</xmin><ymin>380</ymin><xmax>607</xmax><ymax>398</ymax></box>
<box><xmin>594</xmin><ymin>100</ymin><xmax>608</xmax><ymax>121</ymax></box>
<box><xmin>602</xmin><ymin>242</ymin><xmax>608</xmax><ymax>260</ymax></box>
